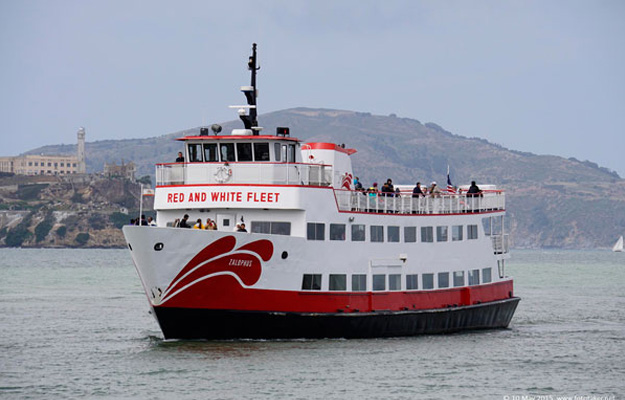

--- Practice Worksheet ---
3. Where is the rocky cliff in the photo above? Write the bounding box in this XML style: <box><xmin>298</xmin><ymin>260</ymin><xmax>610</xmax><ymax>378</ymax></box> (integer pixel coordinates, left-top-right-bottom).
<box><xmin>0</xmin><ymin>174</ymin><xmax>151</xmax><ymax>248</ymax></box>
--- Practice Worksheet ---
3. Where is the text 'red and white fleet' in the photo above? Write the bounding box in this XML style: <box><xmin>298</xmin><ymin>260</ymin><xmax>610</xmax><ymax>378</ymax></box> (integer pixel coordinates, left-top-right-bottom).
<box><xmin>123</xmin><ymin>44</ymin><xmax>520</xmax><ymax>339</ymax></box>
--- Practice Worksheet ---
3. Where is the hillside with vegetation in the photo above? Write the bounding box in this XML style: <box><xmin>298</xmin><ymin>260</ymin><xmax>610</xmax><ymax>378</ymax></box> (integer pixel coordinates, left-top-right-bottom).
<box><xmin>0</xmin><ymin>174</ymin><xmax>150</xmax><ymax>248</ymax></box>
<box><xmin>23</xmin><ymin>107</ymin><xmax>625</xmax><ymax>249</ymax></box>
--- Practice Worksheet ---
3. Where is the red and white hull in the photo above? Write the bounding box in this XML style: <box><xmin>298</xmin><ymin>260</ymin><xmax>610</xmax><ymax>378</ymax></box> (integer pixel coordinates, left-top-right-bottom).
<box><xmin>123</xmin><ymin>224</ymin><xmax>518</xmax><ymax>339</ymax></box>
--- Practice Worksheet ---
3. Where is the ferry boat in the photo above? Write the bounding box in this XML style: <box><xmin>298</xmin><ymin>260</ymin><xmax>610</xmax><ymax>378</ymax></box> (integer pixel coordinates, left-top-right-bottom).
<box><xmin>122</xmin><ymin>44</ymin><xmax>520</xmax><ymax>339</ymax></box>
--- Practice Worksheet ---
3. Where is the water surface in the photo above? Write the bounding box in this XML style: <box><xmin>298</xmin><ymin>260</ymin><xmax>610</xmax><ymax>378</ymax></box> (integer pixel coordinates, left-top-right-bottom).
<box><xmin>1</xmin><ymin>249</ymin><xmax>623</xmax><ymax>399</ymax></box>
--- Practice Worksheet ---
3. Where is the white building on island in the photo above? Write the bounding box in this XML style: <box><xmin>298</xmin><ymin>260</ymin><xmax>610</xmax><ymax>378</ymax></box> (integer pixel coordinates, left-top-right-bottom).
<box><xmin>0</xmin><ymin>127</ymin><xmax>86</xmax><ymax>176</ymax></box>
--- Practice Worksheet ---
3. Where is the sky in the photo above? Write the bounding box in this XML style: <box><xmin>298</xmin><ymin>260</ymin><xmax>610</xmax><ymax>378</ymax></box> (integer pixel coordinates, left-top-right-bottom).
<box><xmin>1</xmin><ymin>0</ymin><xmax>624</xmax><ymax>176</ymax></box>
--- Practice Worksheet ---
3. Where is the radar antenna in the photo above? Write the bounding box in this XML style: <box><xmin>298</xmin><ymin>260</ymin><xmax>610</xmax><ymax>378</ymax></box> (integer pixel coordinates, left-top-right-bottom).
<box><xmin>239</xmin><ymin>43</ymin><xmax>261</xmax><ymax>134</ymax></box>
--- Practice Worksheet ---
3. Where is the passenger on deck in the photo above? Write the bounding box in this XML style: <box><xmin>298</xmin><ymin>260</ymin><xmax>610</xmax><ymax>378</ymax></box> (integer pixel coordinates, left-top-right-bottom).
<box><xmin>237</xmin><ymin>223</ymin><xmax>248</xmax><ymax>233</ymax></box>
<box><xmin>139</xmin><ymin>214</ymin><xmax>148</xmax><ymax>226</ymax></box>
<box><xmin>429</xmin><ymin>181</ymin><xmax>441</xmax><ymax>197</ymax></box>
<box><xmin>387</xmin><ymin>178</ymin><xmax>394</xmax><ymax>192</ymax></box>
<box><xmin>176</xmin><ymin>152</ymin><xmax>185</xmax><ymax>162</ymax></box>
<box><xmin>412</xmin><ymin>182</ymin><xmax>425</xmax><ymax>197</ymax></box>
<box><xmin>367</xmin><ymin>182</ymin><xmax>379</xmax><ymax>196</ymax></box>
<box><xmin>147</xmin><ymin>216</ymin><xmax>156</xmax><ymax>227</ymax></box>
<box><xmin>179</xmin><ymin>214</ymin><xmax>191</xmax><ymax>228</ymax></box>
<box><xmin>193</xmin><ymin>218</ymin><xmax>204</xmax><ymax>229</ymax></box>
<box><xmin>467</xmin><ymin>181</ymin><xmax>483</xmax><ymax>197</ymax></box>
<box><xmin>381</xmin><ymin>181</ymin><xmax>392</xmax><ymax>196</ymax></box>
<box><xmin>353</xmin><ymin>177</ymin><xmax>363</xmax><ymax>191</ymax></box>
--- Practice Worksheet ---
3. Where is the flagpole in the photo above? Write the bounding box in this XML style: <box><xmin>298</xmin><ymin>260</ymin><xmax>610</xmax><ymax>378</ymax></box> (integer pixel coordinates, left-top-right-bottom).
<box><xmin>139</xmin><ymin>183</ymin><xmax>143</xmax><ymax>225</ymax></box>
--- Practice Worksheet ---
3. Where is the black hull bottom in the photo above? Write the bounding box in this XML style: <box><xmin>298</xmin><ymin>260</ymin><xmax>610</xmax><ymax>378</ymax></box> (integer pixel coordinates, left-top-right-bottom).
<box><xmin>153</xmin><ymin>297</ymin><xmax>520</xmax><ymax>340</ymax></box>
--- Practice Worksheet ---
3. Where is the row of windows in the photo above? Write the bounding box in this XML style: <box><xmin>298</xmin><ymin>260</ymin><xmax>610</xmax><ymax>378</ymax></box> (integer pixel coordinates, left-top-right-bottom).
<box><xmin>302</xmin><ymin>268</ymin><xmax>492</xmax><ymax>291</ymax></box>
<box><xmin>307</xmin><ymin>223</ymin><xmax>478</xmax><ymax>242</ymax></box>
<box><xmin>187</xmin><ymin>142</ymin><xmax>296</xmax><ymax>163</ymax></box>
<box><xmin>26</xmin><ymin>170</ymin><xmax>75</xmax><ymax>175</ymax></box>
<box><xmin>27</xmin><ymin>161</ymin><xmax>76</xmax><ymax>167</ymax></box>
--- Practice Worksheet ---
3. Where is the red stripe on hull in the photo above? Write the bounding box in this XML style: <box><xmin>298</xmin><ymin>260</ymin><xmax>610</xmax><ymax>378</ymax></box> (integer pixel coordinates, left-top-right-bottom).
<box><xmin>159</xmin><ymin>276</ymin><xmax>514</xmax><ymax>313</ymax></box>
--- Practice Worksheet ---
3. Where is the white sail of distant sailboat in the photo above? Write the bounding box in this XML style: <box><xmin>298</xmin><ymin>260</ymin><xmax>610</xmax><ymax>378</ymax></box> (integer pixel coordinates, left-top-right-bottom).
<box><xmin>613</xmin><ymin>236</ymin><xmax>624</xmax><ymax>252</ymax></box>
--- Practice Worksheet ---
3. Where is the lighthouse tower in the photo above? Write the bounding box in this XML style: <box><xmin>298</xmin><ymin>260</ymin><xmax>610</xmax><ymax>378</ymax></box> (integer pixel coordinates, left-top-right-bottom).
<box><xmin>77</xmin><ymin>127</ymin><xmax>86</xmax><ymax>174</ymax></box>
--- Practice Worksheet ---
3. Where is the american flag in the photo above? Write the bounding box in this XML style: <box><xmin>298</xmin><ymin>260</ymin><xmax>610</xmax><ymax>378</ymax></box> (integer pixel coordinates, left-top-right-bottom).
<box><xmin>446</xmin><ymin>166</ymin><xmax>456</xmax><ymax>193</ymax></box>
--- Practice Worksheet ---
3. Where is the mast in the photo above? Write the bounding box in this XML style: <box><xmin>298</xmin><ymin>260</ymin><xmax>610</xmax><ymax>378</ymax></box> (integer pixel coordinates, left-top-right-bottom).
<box><xmin>240</xmin><ymin>43</ymin><xmax>260</xmax><ymax>134</ymax></box>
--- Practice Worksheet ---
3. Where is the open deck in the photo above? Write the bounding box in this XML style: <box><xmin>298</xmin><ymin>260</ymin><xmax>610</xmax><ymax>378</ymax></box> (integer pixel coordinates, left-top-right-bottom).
<box><xmin>335</xmin><ymin>189</ymin><xmax>505</xmax><ymax>215</ymax></box>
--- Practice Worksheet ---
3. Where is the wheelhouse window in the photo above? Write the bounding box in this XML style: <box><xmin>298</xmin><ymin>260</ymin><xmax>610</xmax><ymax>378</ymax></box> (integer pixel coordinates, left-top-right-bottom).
<box><xmin>302</xmin><ymin>274</ymin><xmax>321</xmax><ymax>290</ymax></box>
<box><xmin>236</xmin><ymin>143</ymin><xmax>253</xmax><ymax>161</ymax></box>
<box><xmin>188</xmin><ymin>144</ymin><xmax>203</xmax><ymax>162</ymax></box>
<box><xmin>351</xmin><ymin>224</ymin><xmax>365</xmax><ymax>241</ymax></box>
<box><xmin>468</xmin><ymin>269</ymin><xmax>480</xmax><ymax>285</ymax></box>
<box><xmin>438</xmin><ymin>272</ymin><xmax>449</xmax><ymax>288</ymax></box>
<box><xmin>329</xmin><ymin>274</ymin><xmax>347</xmax><ymax>291</ymax></box>
<box><xmin>204</xmin><ymin>143</ymin><xmax>218</xmax><ymax>162</ymax></box>
<box><xmin>371</xmin><ymin>226</ymin><xmax>384</xmax><ymax>242</ymax></box>
<box><xmin>421</xmin><ymin>226</ymin><xmax>434</xmax><ymax>243</ymax></box>
<box><xmin>388</xmin><ymin>226</ymin><xmax>400</xmax><ymax>243</ymax></box>
<box><xmin>468</xmin><ymin>225</ymin><xmax>478</xmax><ymax>240</ymax></box>
<box><xmin>219</xmin><ymin>143</ymin><xmax>235</xmax><ymax>162</ymax></box>
<box><xmin>307</xmin><ymin>223</ymin><xmax>325</xmax><ymax>240</ymax></box>
<box><xmin>373</xmin><ymin>274</ymin><xmax>386</xmax><ymax>291</ymax></box>
<box><xmin>436</xmin><ymin>226</ymin><xmax>448</xmax><ymax>242</ymax></box>
<box><xmin>330</xmin><ymin>224</ymin><xmax>346</xmax><ymax>241</ymax></box>
<box><xmin>423</xmin><ymin>273</ymin><xmax>434</xmax><ymax>289</ymax></box>
<box><xmin>404</xmin><ymin>226</ymin><xmax>417</xmax><ymax>243</ymax></box>
<box><xmin>352</xmin><ymin>274</ymin><xmax>367</xmax><ymax>291</ymax></box>
<box><xmin>406</xmin><ymin>274</ymin><xmax>418</xmax><ymax>290</ymax></box>
<box><xmin>253</xmin><ymin>143</ymin><xmax>270</xmax><ymax>161</ymax></box>
<box><xmin>453</xmin><ymin>271</ymin><xmax>465</xmax><ymax>287</ymax></box>
<box><xmin>288</xmin><ymin>144</ymin><xmax>296</xmax><ymax>162</ymax></box>
<box><xmin>274</xmin><ymin>143</ymin><xmax>281</xmax><ymax>161</ymax></box>
<box><xmin>389</xmin><ymin>274</ymin><xmax>401</xmax><ymax>291</ymax></box>
<box><xmin>452</xmin><ymin>225</ymin><xmax>463</xmax><ymax>241</ymax></box>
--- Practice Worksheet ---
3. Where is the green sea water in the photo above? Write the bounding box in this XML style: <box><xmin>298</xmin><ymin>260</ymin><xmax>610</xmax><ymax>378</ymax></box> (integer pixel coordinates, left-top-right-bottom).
<box><xmin>0</xmin><ymin>248</ymin><xmax>623</xmax><ymax>399</ymax></box>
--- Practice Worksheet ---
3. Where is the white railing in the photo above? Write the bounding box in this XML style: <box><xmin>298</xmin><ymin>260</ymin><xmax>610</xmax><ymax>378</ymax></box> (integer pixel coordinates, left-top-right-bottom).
<box><xmin>334</xmin><ymin>190</ymin><xmax>505</xmax><ymax>215</ymax></box>
<box><xmin>156</xmin><ymin>162</ymin><xmax>332</xmax><ymax>187</ymax></box>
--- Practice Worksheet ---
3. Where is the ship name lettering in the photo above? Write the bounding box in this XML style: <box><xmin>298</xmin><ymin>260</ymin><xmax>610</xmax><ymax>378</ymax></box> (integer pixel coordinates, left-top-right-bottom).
<box><xmin>187</xmin><ymin>192</ymin><xmax>207</xmax><ymax>202</ymax></box>
<box><xmin>167</xmin><ymin>193</ymin><xmax>185</xmax><ymax>203</ymax></box>
<box><xmin>246</xmin><ymin>192</ymin><xmax>280</xmax><ymax>203</ymax></box>
<box><xmin>210</xmin><ymin>191</ymin><xmax>243</xmax><ymax>202</ymax></box>
<box><xmin>229</xmin><ymin>258</ymin><xmax>252</xmax><ymax>267</ymax></box>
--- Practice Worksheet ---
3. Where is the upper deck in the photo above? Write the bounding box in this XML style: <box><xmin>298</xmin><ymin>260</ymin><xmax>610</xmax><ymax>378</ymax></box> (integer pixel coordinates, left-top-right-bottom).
<box><xmin>157</xmin><ymin>161</ymin><xmax>332</xmax><ymax>187</ymax></box>
<box><xmin>154</xmin><ymin>42</ymin><xmax>505</xmax><ymax>217</ymax></box>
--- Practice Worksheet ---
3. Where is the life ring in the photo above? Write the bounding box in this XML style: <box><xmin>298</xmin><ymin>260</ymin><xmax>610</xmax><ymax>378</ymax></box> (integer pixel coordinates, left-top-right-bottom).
<box><xmin>215</xmin><ymin>166</ymin><xmax>233</xmax><ymax>183</ymax></box>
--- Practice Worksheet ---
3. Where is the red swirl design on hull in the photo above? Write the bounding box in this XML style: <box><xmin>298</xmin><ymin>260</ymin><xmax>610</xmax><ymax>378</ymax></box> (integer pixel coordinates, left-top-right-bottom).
<box><xmin>161</xmin><ymin>236</ymin><xmax>273</xmax><ymax>304</ymax></box>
